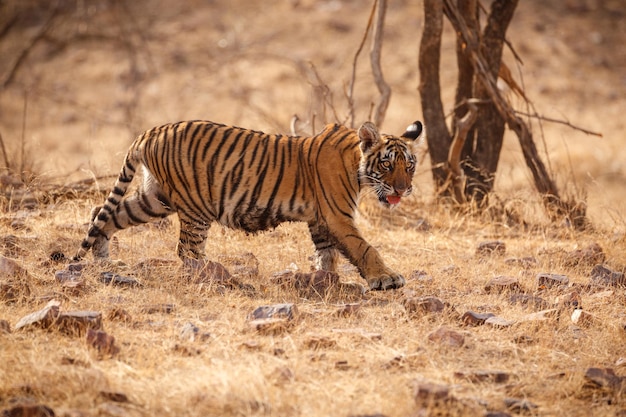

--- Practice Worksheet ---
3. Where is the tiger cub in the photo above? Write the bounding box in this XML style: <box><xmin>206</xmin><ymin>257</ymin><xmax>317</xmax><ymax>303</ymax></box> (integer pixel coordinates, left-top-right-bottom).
<box><xmin>74</xmin><ymin>120</ymin><xmax>425</xmax><ymax>290</ymax></box>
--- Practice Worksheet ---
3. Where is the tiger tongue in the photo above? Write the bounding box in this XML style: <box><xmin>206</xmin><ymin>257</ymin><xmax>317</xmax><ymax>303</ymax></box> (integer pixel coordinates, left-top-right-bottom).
<box><xmin>386</xmin><ymin>195</ymin><xmax>401</xmax><ymax>205</ymax></box>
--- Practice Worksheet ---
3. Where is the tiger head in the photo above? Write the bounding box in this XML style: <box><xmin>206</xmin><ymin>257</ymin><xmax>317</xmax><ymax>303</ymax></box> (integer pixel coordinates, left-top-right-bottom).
<box><xmin>358</xmin><ymin>120</ymin><xmax>426</xmax><ymax>207</ymax></box>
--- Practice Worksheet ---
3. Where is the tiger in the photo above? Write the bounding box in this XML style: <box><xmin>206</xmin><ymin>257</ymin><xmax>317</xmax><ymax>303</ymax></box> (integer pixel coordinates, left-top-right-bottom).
<box><xmin>74</xmin><ymin>119</ymin><xmax>425</xmax><ymax>290</ymax></box>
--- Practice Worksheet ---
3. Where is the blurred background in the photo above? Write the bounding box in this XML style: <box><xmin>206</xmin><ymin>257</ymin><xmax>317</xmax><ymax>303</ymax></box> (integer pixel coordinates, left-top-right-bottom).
<box><xmin>0</xmin><ymin>0</ymin><xmax>624</xmax><ymax>228</ymax></box>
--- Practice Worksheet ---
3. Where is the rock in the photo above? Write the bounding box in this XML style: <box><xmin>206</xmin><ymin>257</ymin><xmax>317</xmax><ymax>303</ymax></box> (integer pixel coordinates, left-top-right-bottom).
<box><xmin>0</xmin><ymin>255</ymin><xmax>30</xmax><ymax>277</ymax></box>
<box><xmin>555</xmin><ymin>291</ymin><xmax>582</xmax><ymax>310</ymax></box>
<box><xmin>0</xmin><ymin>319</ymin><xmax>10</xmax><ymax>334</ymax></box>
<box><xmin>99</xmin><ymin>272</ymin><xmax>141</xmax><ymax>287</ymax></box>
<box><xmin>403</xmin><ymin>296</ymin><xmax>446</xmax><ymax>317</ymax></box>
<box><xmin>15</xmin><ymin>300</ymin><xmax>61</xmax><ymax>330</ymax></box>
<box><xmin>504</xmin><ymin>257</ymin><xmax>538</xmax><ymax>268</ymax></box>
<box><xmin>519</xmin><ymin>309</ymin><xmax>559</xmax><ymax>323</ymax></box>
<box><xmin>183</xmin><ymin>258</ymin><xmax>233</xmax><ymax>284</ymax></box>
<box><xmin>334</xmin><ymin>360</ymin><xmax>350</xmax><ymax>370</ymax></box>
<box><xmin>485</xmin><ymin>316</ymin><xmax>515</xmax><ymax>328</ymax></box>
<box><xmin>248</xmin><ymin>303</ymin><xmax>298</xmax><ymax>334</ymax></box>
<box><xmin>335</xmin><ymin>303</ymin><xmax>361</xmax><ymax>317</ymax></box>
<box><xmin>571</xmin><ymin>309</ymin><xmax>596</xmax><ymax>327</ymax></box>
<box><xmin>271</xmin><ymin>270</ymin><xmax>341</xmax><ymax>299</ymax></box>
<box><xmin>476</xmin><ymin>241</ymin><xmax>506</xmax><ymax>257</ymax></box>
<box><xmin>484</xmin><ymin>276</ymin><xmax>521</xmax><ymax>293</ymax></box>
<box><xmin>583</xmin><ymin>367</ymin><xmax>625</xmax><ymax>392</ymax></box>
<box><xmin>140</xmin><ymin>304</ymin><xmax>176</xmax><ymax>314</ymax></box>
<box><xmin>461</xmin><ymin>311</ymin><xmax>495</xmax><ymax>326</ymax></box>
<box><xmin>590</xmin><ymin>264</ymin><xmax>625</xmax><ymax>287</ymax></box>
<box><xmin>60</xmin><ymin>279</ymin><xmax>87</xmax><ymax>296</ymax></box>
<box><xmin>453</xmin><ymin>370</ymin><xmax>510</xmax><ymax>384</ymax></box>
<box><xmin>179</xmin><ymin>322</ymin><xmax>209</xmax><ymax>342</ymax></box>
<box><xmin>428</xmin><ymin>327</ymin><xmax>464</xmax><ymax>347</ymax></box>
<box><xmin>249</xmin><ymin>303</ymin><xmax>298</xmax><ymax>321</ymax></box>
<box><xmin>536</xmin><ymin>273</ymin><xmax>570</xmax><ymax>288</ymax></box>
<box><xmin>86</xmin><ymin>328</ymin><xmax>119</xmax><ymax>357</ymax></box>
<box><xmin>305</xmin><ymin>334</ymin><xmax>337</xmax><ymax>349</ymax></box>
<box><xmin>508</xmin><ymin>294</ymin><xmax>550</xmax><ymax>310</ymax></box>
<box><xmin>55</xmin><ymin>269</ymin><xmax>83</xmax><ymax>283</ymax></box>
<box><xmin>55</xmin><ymin>311</ymin><xmax>102</xmax><ymax>336</ymax></box>
<box><xmin>99</xmin><ymin>391</ymin><xmax>129</xmax><ymax>403</ymax></box>
<box><xmin>1</xmin><ymin>403</ymin><xmax>56</xmax><ymax>417</ymax></box>
<box><xmin>413</xmin><ymin>381</ymin><xmax>451</xmax><ymax>404</ymax></box>
<box><xmin>485</xmin><ymin>412</ymin><xmax>512</xmax><ymax>417</ymax></box>
<box><xmin>564</xmin><ymin>243</ymin><xmax>605</xmax><ymax>268</ymax></box>
<box><xmin>248</xmin><ymin>318</ymin><xmax>292</xmax><ymax>335</ymax></box>
<box><xmin>504</xmin><ymin>398</ymin><xmax>538</xmax><ymax>413</ymax></box>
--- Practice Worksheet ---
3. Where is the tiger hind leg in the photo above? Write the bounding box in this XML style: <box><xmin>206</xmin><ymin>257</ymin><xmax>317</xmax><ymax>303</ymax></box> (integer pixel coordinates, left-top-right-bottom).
<box><xmin>308</xmin><ymin>223</ymin><xmax>341</xmax><ymax>273</ymax></box>
<box><xmin>81</xmin><ymin>170</ymin><xmax>175</xmax><ymax>260</ymax></box>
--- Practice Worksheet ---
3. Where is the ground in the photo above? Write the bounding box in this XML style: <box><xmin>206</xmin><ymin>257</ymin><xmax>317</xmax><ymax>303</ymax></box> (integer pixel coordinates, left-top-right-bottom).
<box><xmin>0</xmin><ymin>1</ymin><xmax>625</xmax><ymax>416</ymax></box>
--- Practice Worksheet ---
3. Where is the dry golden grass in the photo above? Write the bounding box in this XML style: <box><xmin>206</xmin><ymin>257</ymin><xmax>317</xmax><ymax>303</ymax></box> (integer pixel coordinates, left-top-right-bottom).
<box><xmin>1</xmin><ymin>0</ymin><xmax>625</xmax><ymax>415</ymax></box>
<box><xmin>0</xmin><ymin>189</ymin><xmax>625</xmax><ymax>417</ymax></box>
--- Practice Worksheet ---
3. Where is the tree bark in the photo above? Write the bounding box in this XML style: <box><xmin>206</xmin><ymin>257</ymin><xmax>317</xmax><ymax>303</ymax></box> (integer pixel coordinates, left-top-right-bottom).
<box><xmin>418</xmin><ymin>0</ymin><xmax>452</xmax><ymax>192</ymax></box>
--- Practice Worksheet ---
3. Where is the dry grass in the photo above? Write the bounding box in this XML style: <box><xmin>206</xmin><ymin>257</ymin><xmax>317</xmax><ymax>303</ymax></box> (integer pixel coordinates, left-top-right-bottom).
<box><xmin>0</xmin><ymin>190</ymin><xmax>625</xmax><ymax>416</ymax></box>
<box><xmin>1</xmin><ymin>0</ymin><xmax>625</xmax><ymax>415</ymax></box>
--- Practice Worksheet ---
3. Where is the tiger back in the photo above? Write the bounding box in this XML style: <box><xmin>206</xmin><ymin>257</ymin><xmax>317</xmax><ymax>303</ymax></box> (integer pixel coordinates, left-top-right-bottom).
<box><xmin>74</xmin><ymin>119</ymin><xmax>425</xmax><ymax>291</ymax></box>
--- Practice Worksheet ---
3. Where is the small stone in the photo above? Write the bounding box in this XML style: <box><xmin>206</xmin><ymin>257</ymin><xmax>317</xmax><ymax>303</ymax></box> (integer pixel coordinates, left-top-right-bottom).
<box><xmin>484</xmin><ymin>276</ymin><xmax>521</xmax><ymax>293</ymax></box>
<box><xmin>271</xmin><ymin>270</ymin><xmax>341</xmax><ymax>298</ymax></box>
<box><xmin>0</xmin><ymin>255</ymin><xmax>30</xmax><ymax>277</ymax></box>
<box><xmin>15</xmin><ymin>299</ymin><xmax>61</xmax><ymax>330</ymax></box>
<box><xmin>590</xmin><ymin>264</ymin><xmax>625</xmax><ymax>287</ymax></box>
<box><xmin>428</xmin><ymin>327</ymin><xmax>464</xmax><ymax>347</ymax></box>
<box><xmin>583</xmin><ymin>367</ymin><xmax>625</xmax><ymax>392</ymax></box>
<box><xmin>508</xmin><ymin>294</ymin><xmax>550</xmax><ymax>310</ymax></box>
<box><xmin>453</xmin><ymin>370</ymin><xmax>510</xmax><ymax>384</ymax></box>
<box><xmin>1</xmin><ymin>403</ymin><xmax>56</xmax><ymax>417</ymax></box>
<box><xmin>555</xmin><ymin>291</ymin><xmax>582</xmax><ymax>310</ymax></box>
<box><xmin>179</xmin><ymin>322</ymin><xmax>200</xmax><ymax>342</ymax></box>
<box><xmin>461</xmin><ymin>311</ymin><xmax>495</xmax><ymax>326</ymax></box>
<box><xmin>335</xmin><ymin>360</ymin><xmax>350</xmax><ymax>370</ymax></box>
<box><xmin>504</xmin><ymin>398</ymin><xmax>538</xmax><ymax>413</ymax></box>
<box><xmin>335</xmin><ymin>303</ymin><xmax>361</xmax><ymax>317</ymax></box>
<box><xmin>485</xmin><ymin>316</ymin><xmax>515</xmax><ymax>328</ymax></box>
<box><xmin>99</xmin><ymin>272</ymin><xmax>141</xmax><ymax>287</ymax></box>
<box><xmin>536</xmin><ymin>273</ymin><xmax>569</xmax><ymax>288</ymax></box>
<box><xmin>519</xmin><ymin>308</ymin><xmax>559</xmax><ymax>323</ymax></box>
<box><xmin>485</xmin><ymin>412</ymin><xmax>512</xmax><ymax>417</ymax></box>
<box><xmin>55</xmin><ymin>269</ymin><xmax>83</xmax><ymax>283</ymax></box>
<box><xmin>305</xmin><ymin>334</ymin><xmax>337</xmax><ymax>349</ymax></box>
<box><xmin>248</xmin><ymin>318</ymin><xmax>291</xmax><ymax>335</ymax></box>
<box><xmin>571</xmin><ymin>309</ymin><xmax>596</xmax><ymax>327</ymax></box>
<box><xmin>183</xmin><ymin>259</ymin><xmax>233</xmax><ymax>285</ymax></box>
<box><xmin>55</xmin><ymin>311</ymin><xmax>103</xmax><ymax>336</ymax></box>
<box><xmin>413</xmin><ymin>381</ymin><xmax>451</xmax><ymax>403</ymax></box>
<box><xmin>99</xmin><ymin>391</ymin><xmax>129</xmax><ymax>403</ymax></box>
<box><xmin>403</xmin><ymin>296</ymin><xmax>446</xmax><ymax>317</ymax></box>
<box><xmin>248</xmin><ymin>303</ymin><xmax>298</xmax><ymax>321</ymax></box>
<box><xmin>477</xmin><ymin>241</ymin><xmax>506</xmax><ymax>257</ymax></box>
<box><xmin>0</xmin><ymin>278</ymin><xmax>31</xmax><ymax>303</ymax></box>
<box><xmin>504</xmin><ymin>257</ymin><xmax>538</xmax><ymax>268</ymax></box>
<box><xmin>0</xmin><ymin>319</ymin><xmax>11</xmax><ymax>334</ymax></box>
<box><xmin>564</xmin><ymin>243</ymin><xmax>605</xmax><ymax>268</ymax></box>
<box><xmin>141</xmin><ymin>304</ymin><xmax>176</xmax><ymax>314</ymax></box>
<box><xmin>86</xmin><ymin>328</ymin><xmax>119</xmax><ymax>357</ymax></box>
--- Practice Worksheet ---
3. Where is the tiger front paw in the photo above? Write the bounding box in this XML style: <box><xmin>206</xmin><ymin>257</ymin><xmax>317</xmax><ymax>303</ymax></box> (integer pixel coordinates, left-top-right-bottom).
<box><xmin>366</xmin><ymin>272</ymin><xmax>405</xmax><ymax>291</ymax></box>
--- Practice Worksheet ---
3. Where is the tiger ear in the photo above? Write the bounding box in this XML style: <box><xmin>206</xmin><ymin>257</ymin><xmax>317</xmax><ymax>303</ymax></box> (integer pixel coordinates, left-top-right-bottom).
<box><xmin>358</xmin><ymin>122</ymin><xmax>381</xmax><ymax>154</ymax></box>
<box><xmin>401</xmin><ymin>120</ymin><xmax>426</xmax><ymax>152</ymax></box>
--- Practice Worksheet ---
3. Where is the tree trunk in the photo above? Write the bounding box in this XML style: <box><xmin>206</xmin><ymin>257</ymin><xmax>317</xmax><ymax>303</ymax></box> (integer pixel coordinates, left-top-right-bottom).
<box><xmin>418</xmin><ymin>0</ymin><xmax>452</xmax><ymax>192</ymax></box>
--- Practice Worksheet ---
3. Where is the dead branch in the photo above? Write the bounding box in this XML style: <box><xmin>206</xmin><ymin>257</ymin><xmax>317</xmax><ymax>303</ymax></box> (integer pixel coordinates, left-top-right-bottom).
<box><xmin>1</xmin><ymin>4</ymin><xmax>59</xmax><ymax>89</ymax></box>
<box><xmin>513</xmin><ymin>110</ymin><xmax>603</xmax><ymax>137</ymax></box>
<box><xmin>370</xmin><ymin>0</ymin><xmax>391</xmax><ymax>128</ymax></box>
<box><xmin>290</xmin><ymin>114</ymin><xmax>300</xmax><ymax>136</ymax></box>
<box><xmin>448</xmin><ymin>101</ymin><xmax>478</xmax><ymax>203</ymax></box>
<box><xmin>307</xmin><ymin>61</ymin><xmax>342</xmax><ymax>125</ymax></box>
<box><xmin>347</xmin><ymin>0</ymin><xmax>377</xmax><ymax>128</ymax></box>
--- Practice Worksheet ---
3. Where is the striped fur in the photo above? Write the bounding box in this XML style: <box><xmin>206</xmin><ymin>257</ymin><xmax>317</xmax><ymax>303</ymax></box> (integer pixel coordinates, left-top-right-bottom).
<box><xmin>74</xmin><ymin>119</ymin><xmax>425</xmax><ymax>290</ymax></box>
